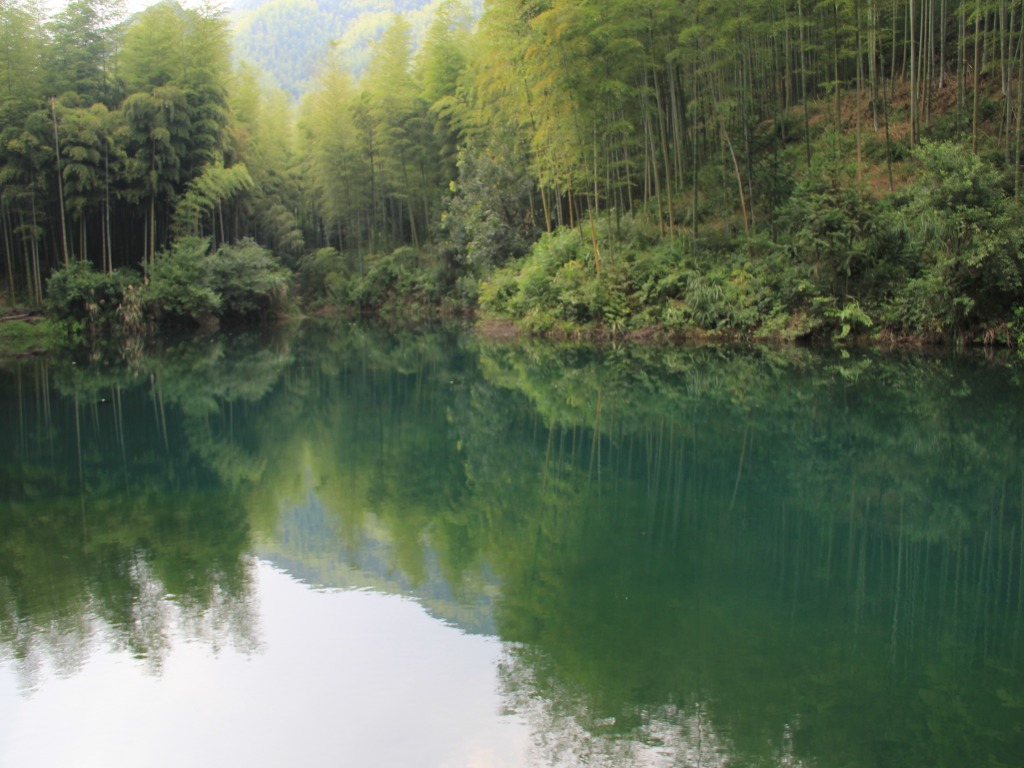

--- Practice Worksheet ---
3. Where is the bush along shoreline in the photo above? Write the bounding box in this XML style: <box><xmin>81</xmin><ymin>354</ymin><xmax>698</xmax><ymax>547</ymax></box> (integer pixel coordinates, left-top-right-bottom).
<box><xmin>467</xmin><ymin>140</ymin><xmax>1024</xmax><ymax>349</ymax></box>
<box><xmin>22</xmin><ymin>238</ymin><xmax>290</xmax><ymax>356</ymax></box>
<box><xmin>279</xmin><ymin>130</ymin><xmax>1024</xmax><ymax>350</ymax></box>
<box><xmin>15</xmin><ymin>139</ymin><xmax>1024</xmax><ymax>356</ymax></box>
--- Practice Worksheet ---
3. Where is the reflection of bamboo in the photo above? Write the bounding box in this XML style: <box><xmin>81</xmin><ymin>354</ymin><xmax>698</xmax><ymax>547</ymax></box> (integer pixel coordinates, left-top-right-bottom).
<box><xmin>645</xmin><ymin>421</ymin><xmax>664</xmax><ymax>542</ymax></box>
<box><xmin>659</xmin><ymin>423</ymin><xmax>677</xmax><ymax>552</ymax></box>
<box><xmin>890</xmin><ymin>505</ymin><xmax>904</xmax><ymax>666</ymax></box>
<box><xmin>1016</xmin><ymin>480</ymin><xmax>1024</xmax><ymax>652</ymax></box>
<box><xmin>543</xmin><ymin>419</ymin><xmax>556</xmax><ymax>492</ymax></box>
<box><xmin>728</xmin><ymin>424</ymin><xmax>748</xmax><ymax>513</ymax></box>
<box><xmin>791</xmin><ymin>509</ymin><xmax>803</xmax><ymax>618</ymax></box>
<box><xmin>670</xmin><ymin>424</ymin><xmax>684</xmax><ymax>557</ymax></box>
<box><xmin>73</xmin><ymin>389</ymin><xmax>87</xmax><ymax>544</ymax></box>
<box><xmin>149</xmin><ymin>374</ymin><xmax>169</xmax><ymax>451</ymax></box>
<box><xmin>114</xmin><ymin>385</ymin><xmax>129</xmax><ymax>486</ymax></box>
<box><xmin>1019</xmin><ymin>480</ymin><xmax>1024</xmax><ymax>610</ymax></box>
<box><xmin>16</xmin><ymin>363</ymin><xmax>24</xmax><ymax>452</ymax></box>
<box><xmin>824</xmin><ymin>503</ymin><xmax>834</xmax><ymax>591</ymax></box>
<box><xmin>588</xmin><ymin>387</ymin><xmax>602</xmax><ymax>483</ymax></box>
<box><xmin>73</xmin><ymin>389</ymin><xmax>84</xmax><ymax>488</ymax></box>
<box><xmin>41</xmin><ymin>361</ymin><xmax>51</xmax><ymax>430</ymax></box>
<box><xmin>953</xmin><ymin>537</ymin><xmax>962</xmax><ymax>641</ymax></box>
<box><xmin>149</xmin><ymin>373</ymin><xmax>162</xmax><ymax>447</ymax></box>
<box><xmin>998</xmin><ymin>484</ymin><xmax>1006</xmax><ymax>633</ymax></box>
<box><xmin>921</xmin><ymin>542</ymin><xmax>931</xmax><ymax>644</ymax></box>
<box><xmin>974</xmin><ymin>529</ymin><xmax>990</xmax><ymax>652</ymax></box>
<box><xmin>778</xmin><ymin>505</ymin><xmax>787</xmax><ymax>599</ymax></box>
<box><xmin>1000</xmin><ymin>482</ymin><xmax>1010</xmax><ymax>625</ymax></box>
<box><xmin>846</xmin><ymin>489</ymin><xmax>856</xmax><ymax>585</ymax></box>
<box><xmin>854</xmin><ymin>497</ymin><xmax>868</xmax><ymax>635</ymax></box>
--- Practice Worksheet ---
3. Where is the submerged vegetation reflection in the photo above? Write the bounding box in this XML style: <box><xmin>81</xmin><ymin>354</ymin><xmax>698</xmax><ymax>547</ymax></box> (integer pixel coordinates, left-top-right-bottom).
<box><xmin>2</xmin><ymin>326</ymin><xmax>1024</xmax><ymax>765</ymax></box>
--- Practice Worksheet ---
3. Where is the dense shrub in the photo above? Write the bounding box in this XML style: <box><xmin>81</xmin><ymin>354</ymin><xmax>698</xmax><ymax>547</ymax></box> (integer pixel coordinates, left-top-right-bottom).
<box><xmin>895</xmin><ymin>141</ymin><xmax>1024</xmax><ymax>335</ymax></box>
<box><xmin>778</xmin><ymin>134</ymin><xmax>881</xmax><ymax>299</ymax></box>
<box><xmin>444</xmin><ymin>129</ymin><xmax>539</xmax><ymax>271</ymax></box>
<box><xmin>46</xmin><ymin>261</ymin><xmax>141</xmax><ymax>334</ymax></box>
<box><xmin>303</xmin><ymin>245</ymin><xmax>455</xmax><ymax>320</ymax></box>
<box><xmin>207</xmin><ymin>239</ymin><xmax>290</xmax><ymax>318</ymax></box>
<box><xmin>148</xmin><ymin>238</ymin><xmax>289</xmax><ymax>321</ymax></box>
<box><xmin>147</xmin><ymin>237</ymin><xmax>221</xmax><ymax>320</ymax></box>
<box><xmin>297</xmin><ymin>247</ymin><xmax>347</xmax><ymax>304</ymax></box>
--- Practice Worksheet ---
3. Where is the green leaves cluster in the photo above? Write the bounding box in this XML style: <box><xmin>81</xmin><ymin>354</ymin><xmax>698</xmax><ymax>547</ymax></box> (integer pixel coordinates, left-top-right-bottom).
<box><xmin>47</xmin><ymin>237</ymin><xmax>291</xmax><ymax>335</ymax></box>
<box><xmin>893</xmin><ymin>141</ymin><xmax>1024</xmax><ymax>335</ymax></box>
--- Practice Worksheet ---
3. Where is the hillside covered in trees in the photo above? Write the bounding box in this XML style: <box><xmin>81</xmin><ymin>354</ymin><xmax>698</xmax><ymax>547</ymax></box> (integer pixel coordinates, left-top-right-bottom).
<box><xmin>4</xmin><ymin>0</ymin><xmax>1024</xmax><ymax>344</ymax></box>
<box><xmin>230</xmin><ymin>0</ymin><xmax>482</xmax><ymax>96</ymax></box>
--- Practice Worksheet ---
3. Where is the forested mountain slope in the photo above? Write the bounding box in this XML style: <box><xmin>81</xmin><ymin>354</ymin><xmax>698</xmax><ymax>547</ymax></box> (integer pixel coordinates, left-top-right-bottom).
<box><xmin>230</xmin><ymin>0</ymin><xmax>477</xmax><ymax>96</ymax></box>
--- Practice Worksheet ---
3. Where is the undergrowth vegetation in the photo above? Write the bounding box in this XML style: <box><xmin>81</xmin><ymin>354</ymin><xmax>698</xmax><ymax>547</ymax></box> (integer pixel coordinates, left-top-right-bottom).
<box><xmin>473</xmin><ymin>139</ymin><xmax>1024</xmax><ymax>344</ymax></box>
<box><xmin>45</xmin><ymin>238</ymin><xmax>291</xmax><ymax>344</ymax></box>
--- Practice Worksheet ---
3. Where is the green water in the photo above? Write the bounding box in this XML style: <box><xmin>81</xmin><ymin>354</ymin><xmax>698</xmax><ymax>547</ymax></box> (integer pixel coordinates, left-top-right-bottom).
<box><xmin>2</xmin><ymin>326</ymin><xmax>1024</xmax><ymax>767</ymax></box>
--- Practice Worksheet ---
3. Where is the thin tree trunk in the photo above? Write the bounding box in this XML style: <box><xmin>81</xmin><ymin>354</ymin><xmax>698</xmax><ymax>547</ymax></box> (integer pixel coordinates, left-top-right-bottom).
<box><xmin>653</xmin><ymin>67</ymin><xmax>676</xmax><ymax>238</ymax></box>
<box><xmin>28</xmin><ymin>193</ymin><xmax>42</xmax><ymax>304</ymax></box>
<box><xmin>51</xmin><ymin>98</ymin><xmax>69</xmax><ymax>266</ymax></box>
<box><xmin>104</xmin><ymin>145</ymin><xmax>112</xmax><ymax>272</ymax></box>
<box><xmin>974</xmin><ymin>0</ymin><xmax>983</xmax><ymax>152</ymax></box>
<box><xmin>643</xmin><ymin>66</ymin><xmax>665</xmax><ymax>235</ymax></box>
<box><xmin>2</xmin><ymin>203</ymin><xmax>15</xmax><ymax>305</ymax></box>
<box><xmin>1016</xmin><ymin>10</ymin><xmax>1024</xmax><ymax>200</ymax></box>
<box><xmin>721</xmin><ymin>124</ymin><xmax>750</xmax><ymax>245</ymax></box>
<box><xmin>910</xmin><ymin>0</ymin><xmax>919</xmax><ymax>143</ymax></box>
<box><xmin>870</xmin><ymin>0</ymin><xmax>880</xmax><ymax>130</ymax></box>
<box><xmin>799</xmin><ymin>0</ymin><xmax>813</xmax><ymax>166</ymax></box>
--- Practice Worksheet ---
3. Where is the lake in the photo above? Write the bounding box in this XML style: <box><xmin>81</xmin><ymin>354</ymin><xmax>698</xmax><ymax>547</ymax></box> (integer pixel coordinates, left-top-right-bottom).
<box><xmin>2</xmin><ymin>324</ymin><xmax>1023</xmax><ymax>767</ymax></box>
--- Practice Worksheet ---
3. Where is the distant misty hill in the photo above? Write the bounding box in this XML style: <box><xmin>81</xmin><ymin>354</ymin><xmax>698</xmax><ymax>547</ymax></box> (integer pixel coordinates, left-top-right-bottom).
<box><xmin>230</xmin><ymin>0</ymin><xmax>475</xmax><ymax>97</ymax></box>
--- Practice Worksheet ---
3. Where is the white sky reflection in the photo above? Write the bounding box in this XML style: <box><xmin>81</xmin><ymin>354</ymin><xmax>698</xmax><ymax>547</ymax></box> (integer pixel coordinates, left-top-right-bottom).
<box><xmin>0</xmin><ymin>560</ymin><xmax>530</xmax><ymax>768</ymax></box>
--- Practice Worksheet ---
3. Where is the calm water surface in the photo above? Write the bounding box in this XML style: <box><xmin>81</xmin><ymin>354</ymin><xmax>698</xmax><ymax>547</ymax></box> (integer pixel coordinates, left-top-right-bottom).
<box><xmin>2</xmin><ymin>326</ymin><xmax>1023</xmax><ymax>767</ymax></box>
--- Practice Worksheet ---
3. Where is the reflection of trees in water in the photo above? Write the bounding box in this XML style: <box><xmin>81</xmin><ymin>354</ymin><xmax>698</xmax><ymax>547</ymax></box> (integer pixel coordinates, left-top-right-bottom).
<box><xmin>0</xmin><ymin>336</ymin><xmax>279</xmax><ymax>690</ymax></box>
<box><xmin>499</xmin><ymin>645</ymin><xmax>743</xmax><ymax>768</ymax></box>
<box><xmin>5</xmin><ymin>327</ymin><xmax>1024</xmax><ymax>763</ymax></box>
<box><xmin>463</xmin><ymin>343</ymin><xmax>1024</xmax><ymax>767</ymax></box>
<box><xmin>0</xmin><ymin>550</ymin><xmax>260</xmax><ymax>693</ymax></box>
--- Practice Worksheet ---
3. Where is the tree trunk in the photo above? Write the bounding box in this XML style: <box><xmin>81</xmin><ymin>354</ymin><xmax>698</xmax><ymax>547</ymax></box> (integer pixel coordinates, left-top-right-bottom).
<box><xmin>51</xmin><ymin>98</ymin><xmax>70</xmax><ymax>266</ymax></box>
<box><xmin>974</xmin><ymin>0</ymin><xmax>982</xmax><ymax>152</ymax></box>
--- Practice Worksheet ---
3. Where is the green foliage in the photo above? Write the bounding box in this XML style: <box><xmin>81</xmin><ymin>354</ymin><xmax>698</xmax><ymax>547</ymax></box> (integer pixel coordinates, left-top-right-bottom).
<box><xmin>147</xmin><ymin>237</ymin><xmax>221</xmax><ymax>320</ymax></box>
<box><xmin>308</xmin><ymin>245</ymin><xmax>463</xmax><ymax>321</ymax></box>
<box><xmin>896</xmin><ymin>141</ymin><xmax>1024</xmax><ymax>335</ymax></box>
<box><xmin>779</xmin><ymin>133</ymin><xmax>880</xmax><ymax>298</ymax></box>
<box><xmin>13</xmin><ymin>0</ymin><xmax>1024</xmax><ymax>344</ymax></box>
<box><xmin>444</xmin><ymin>129</ymin><xmax>539</xmax><ymax>270</ymax></box>
<box><xmin>172</xmin><ymin>163</ymin><xmax>255</xmax><ymax>239</ymax></box>
<box><xmin>809</xmin><ymin>296</ymin><xmax>874</xmax><ymax>341</ymax></box>
<box><xmin>45</xmin><ymin>260</ymin><xmax>141</xmax><ymax>335</ymax></box>
<box><xmin>297</xmin><ymin>247</ymin><xmax>347</xmax><ymax>304</ymax></box>
<box><xmin>481</xmin><ymin>219</ymin><xmax>792</xmax><ymax>338</ymax></box>
<box><xmin>206</xmin><ymin>239</ymin><xmax>291</xmax><ymax>318</ymax></box>
<box><xmin>0</xmin><ymin>318</ymin><xmax>59</xmax><ymax>355</ymax></box>
<box><xmin>54</xmin><ymin>237</ymin><xmax>292</xmax><ymax>331</ymax></box>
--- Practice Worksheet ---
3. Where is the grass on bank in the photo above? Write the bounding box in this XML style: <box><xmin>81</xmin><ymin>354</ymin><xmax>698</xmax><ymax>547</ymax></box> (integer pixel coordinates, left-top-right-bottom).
<box><xmin>0</xmin><ymin>317</ymin><xmax>60</xmax><ymax>356</ymax></box>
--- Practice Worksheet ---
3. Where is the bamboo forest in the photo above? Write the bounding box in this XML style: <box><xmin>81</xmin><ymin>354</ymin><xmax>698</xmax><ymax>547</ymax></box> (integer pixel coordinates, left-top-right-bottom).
<box><xmin>5</xmin><ymin>1</ymin><xmax>1024</xmax><ymax>766</ymax></box>
<box><xmin>3</xmin><ymin>0</ymin><xmax>1024</xmax><ymax>341</ymax></box>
